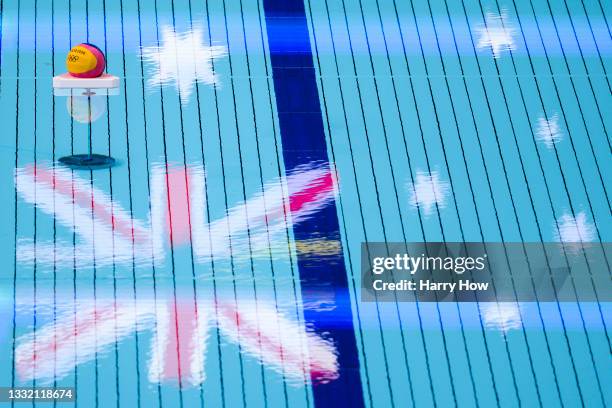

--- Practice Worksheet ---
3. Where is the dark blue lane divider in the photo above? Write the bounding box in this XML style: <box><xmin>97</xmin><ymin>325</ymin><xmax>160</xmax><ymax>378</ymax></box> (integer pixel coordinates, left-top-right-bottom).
<box><xmin>262</xmin><ymin>1</ymin><xmax>365</xmax><ymax>406</ymax></box>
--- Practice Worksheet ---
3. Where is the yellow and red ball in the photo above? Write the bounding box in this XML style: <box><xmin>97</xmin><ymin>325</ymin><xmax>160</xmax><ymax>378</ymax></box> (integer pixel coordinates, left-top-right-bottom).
<box><xmin>66</xmin><ymin>43</ymin><xmax>106</xmax><ymax>78</ymax></box>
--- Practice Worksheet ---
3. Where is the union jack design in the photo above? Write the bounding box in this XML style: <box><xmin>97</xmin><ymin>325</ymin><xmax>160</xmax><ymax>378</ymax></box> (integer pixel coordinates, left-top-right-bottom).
<box><xmin>13</xmin><ymin>161</ymin><xmax>340</xmax><ymax>387</ymax></box>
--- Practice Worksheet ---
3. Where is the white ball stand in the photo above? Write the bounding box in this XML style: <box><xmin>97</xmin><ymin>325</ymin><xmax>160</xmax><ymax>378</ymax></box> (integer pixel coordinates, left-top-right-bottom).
<box><xmin>53</xmin><ymin>73</ymin><xmax>120</xmax><ymax>169</ymax></box>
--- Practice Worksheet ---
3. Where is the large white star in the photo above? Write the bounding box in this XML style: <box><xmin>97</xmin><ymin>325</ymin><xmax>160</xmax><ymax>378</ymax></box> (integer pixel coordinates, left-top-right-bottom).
<box><xmin>535</xmin><ymin>113</ymin><xmax>563</xmax><ymax>148</ymax></box>
<box><xmin>476</xmin><ymin>11</ymin><xmax>516</xmax><ymax>59</ymax></box>
<box><xmin>142</xmin><ymin>25</ymin><xmax>227</xmax><ymax>104</ymax></box>
<box><xmin>408</xmin><ymin>171</ymin><xmax>450</xmax><ymax>216</ymax></box>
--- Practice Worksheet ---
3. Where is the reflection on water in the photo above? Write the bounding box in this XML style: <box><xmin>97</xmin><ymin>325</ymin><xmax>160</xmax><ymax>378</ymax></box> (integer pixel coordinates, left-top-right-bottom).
<box><xmin>480</xmin><ymin>302</ymin><xmax>523</xmax><ymax>332</ymax></box>
<box><xmin>141</xmin><ymin>25</ymin><xmax>227</xmax><ymax>104</ymax></box>
<box><xmin>10</xmin><ymin>161</ymin><xmax>606</xmax><ymax>394</ymax></box>
<box><xmin>555</xmin><ymin>212</ymin><xmax>595</xmax><ymax>243</ymax></box>
<box><xmin>11</xmin><ymin>160</ymin><xmax>342</xmax><ymax>389</ymax></box>
<box><xmin>65</xmin><ymin>93</ymin><xmax>107</xmax><ymax>124</ymax></box>
<box><xmin>16</xmin><ymin>164</ymin><xmax>158</xmax><ymax>267</ymax></box>
<box><xmin>475</xmin><ymin>11</ymin><xmax>516</xmax><ymax>59</ymax></box>
<box><xmin>407</xmin><ymin>171</ymin><xmax>450</xmax><ymax>216</ymax></box>
<box><xmin>535</xmin><ymin>114</ymin><xmax>563</xmax><ymax>148</ymax></box>
<box><xmin>14</xmin><ymin>292</ymin><xmax>338</xmax><ymax>387</ymax></box>
<box><xmin>15</xmin><ymin>161</ymin><xmax>339</xmax><ymax>269</ymax></box>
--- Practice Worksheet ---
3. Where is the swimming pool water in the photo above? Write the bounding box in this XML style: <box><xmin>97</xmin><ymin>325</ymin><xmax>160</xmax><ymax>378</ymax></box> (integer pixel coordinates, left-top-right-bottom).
<box><xmin>0</xmin><ymin>0</ymin><xmax>610</xmax><ymax>406</ymax></box>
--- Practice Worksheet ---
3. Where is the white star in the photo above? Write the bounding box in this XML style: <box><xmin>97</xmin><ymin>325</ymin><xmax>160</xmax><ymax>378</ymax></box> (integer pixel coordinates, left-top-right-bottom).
<box><xmin>476</xmin><ymin>11</ymin><xmax>516</xmax><ymax>59</ymax></box>
<box><xmin>535</xmin><ymin>114</ymin><xmax>563</xmax><ymax>148</ymax></box>
<box><xmin>408</xmin><ymin>171</ymin><xmax>449</xmax><ymax>216</ymax></box>
<box><xmin>555</xmin><ymin>212</ymin><xmax>595</xmax><ymax>243</ymax></box>
<box><xmin>481</xmin><ymin>302</ymin><xmax>522</xmax><ymax>332</ymax></box>
<box><xmin>142</xmin><ymin>25</ymin><xmax>227</xmax><ymax>104</ymax></box>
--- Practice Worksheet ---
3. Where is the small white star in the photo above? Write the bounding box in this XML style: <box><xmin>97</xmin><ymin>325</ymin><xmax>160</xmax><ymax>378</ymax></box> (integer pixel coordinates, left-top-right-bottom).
<box><xmin>536</xmin><ymin>114</ymin><xmax>563</xmax><ymax>148</ymax></box>
<box><xmin>555</xmin><ymin>212</ymin><xmax>595</xmax><ymax>243</ymax></box>
<box><xmin>142</xmin><ymin>25</ymin><xmax>227</xmax><ymax>104</ymax></box>
<box><xmin>476</xmin><ymin>11</ymin><xmax>516</xmax><ymax>59</ymax></box>
<box><xmin>408</xmin><ymin>171</ymin><xmax>450</xmax><ymax>216</ymax></box>
<box><xmin>482</xmin><ymin>302</ymin><xmax>522</xmax><ymax>332</ymax></box>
